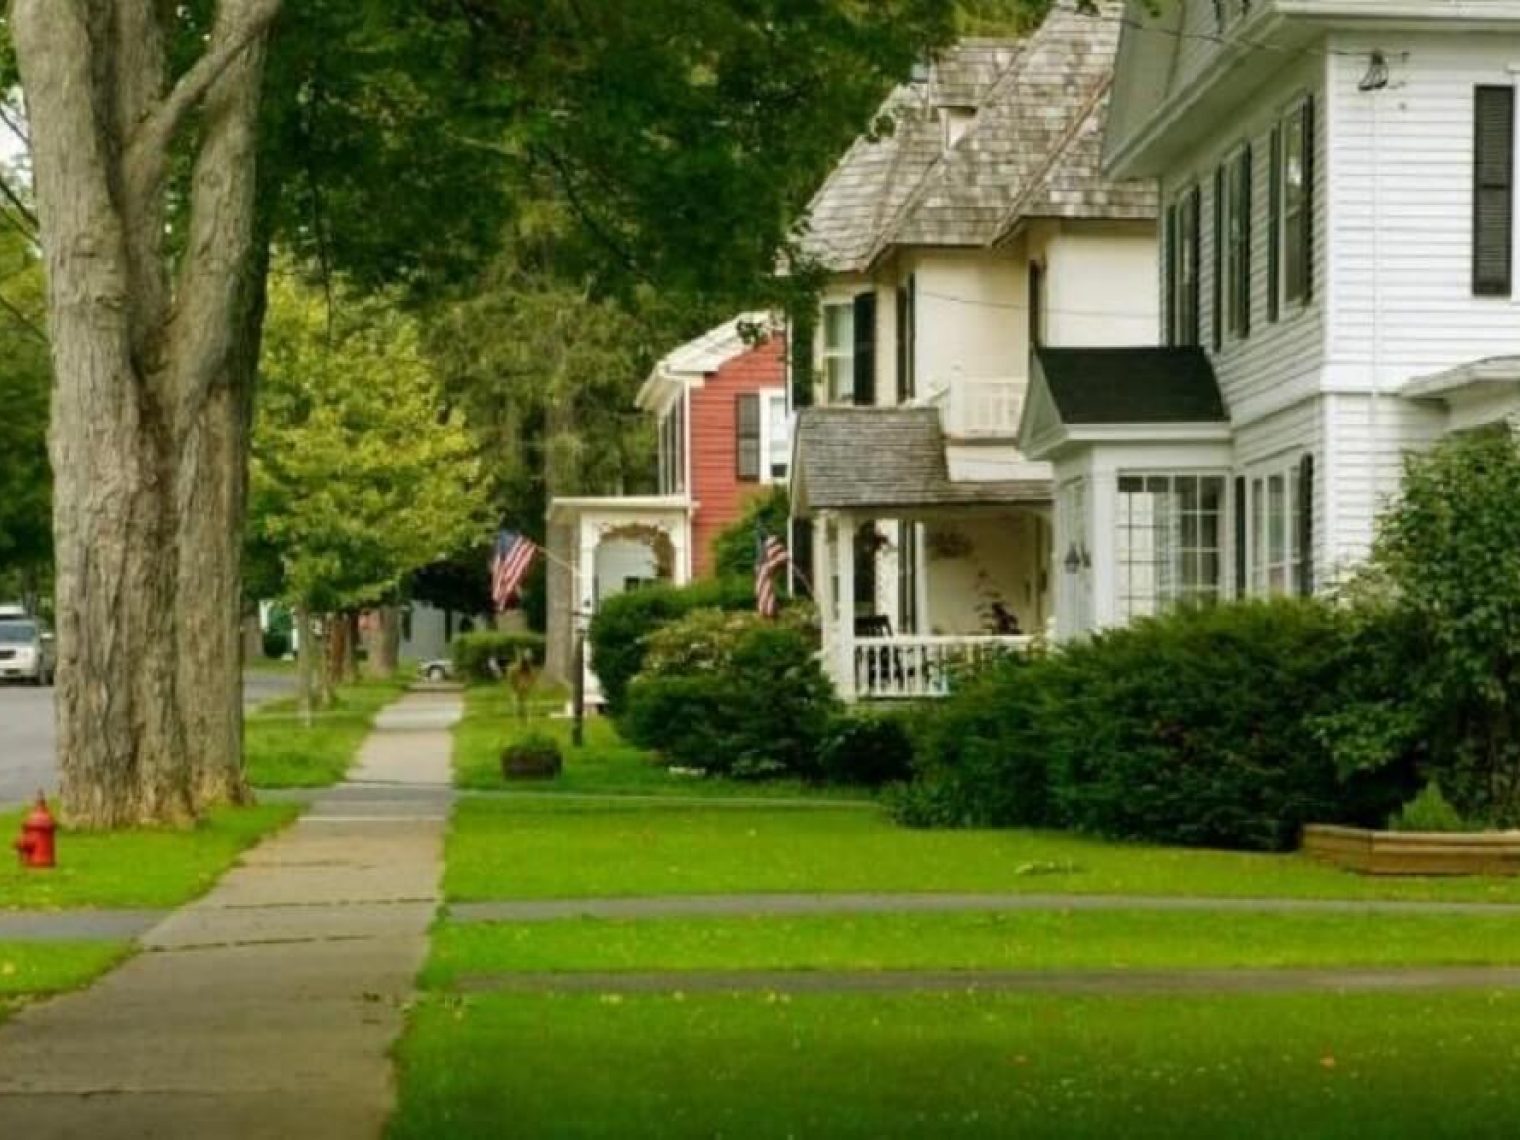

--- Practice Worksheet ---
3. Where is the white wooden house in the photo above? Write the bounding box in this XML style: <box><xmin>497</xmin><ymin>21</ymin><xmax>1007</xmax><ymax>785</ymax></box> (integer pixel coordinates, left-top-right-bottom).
<box><xmin>1031</xmin><ymin>0</ymin><xmax>1520</xmax><ymax>636</ymax></box>
<box><xmin>788</xmin><ymin>3</ymin><xmax>1159</xmax><ymax>699</ymax></box>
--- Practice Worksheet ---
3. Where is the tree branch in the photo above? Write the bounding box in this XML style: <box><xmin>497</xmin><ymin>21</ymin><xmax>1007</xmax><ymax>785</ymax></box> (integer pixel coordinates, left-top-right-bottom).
<box><xmin>127</xmin><ymin>0</ymin><xmax>282</xmax><ymax>187</ymax></box>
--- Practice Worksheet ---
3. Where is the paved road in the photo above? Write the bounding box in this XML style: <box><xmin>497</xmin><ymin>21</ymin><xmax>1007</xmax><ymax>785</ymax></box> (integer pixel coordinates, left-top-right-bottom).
<box><xmin>0</xmin><ymin>673</ymin><xmax>295</xmax><ymax>809</ymax></box>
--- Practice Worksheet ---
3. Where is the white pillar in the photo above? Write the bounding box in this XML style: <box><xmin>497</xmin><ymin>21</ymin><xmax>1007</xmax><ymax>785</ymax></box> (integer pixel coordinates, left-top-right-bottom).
<box><xmin>578</xmin><ymin>522</ymin><xmax>600</xmax><ymax>701</ymax></box>
<box><xmin>836</xmin><ymin>510</ymin><xmax>856</xmax><ymax>700</ymax></box>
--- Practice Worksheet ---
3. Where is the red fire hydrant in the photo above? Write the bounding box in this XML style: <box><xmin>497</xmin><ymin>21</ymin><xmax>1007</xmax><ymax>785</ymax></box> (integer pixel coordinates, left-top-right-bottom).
<box><xmin>14</xmin><ymin>793</ymin><xmax>57</xmax><ymax>869</ymax></box>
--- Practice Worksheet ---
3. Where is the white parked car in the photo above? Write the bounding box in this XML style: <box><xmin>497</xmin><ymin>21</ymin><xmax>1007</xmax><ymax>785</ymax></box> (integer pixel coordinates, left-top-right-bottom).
<box><xmin>0</xmin><ymin>614</ymin><xmax>55</xmax><ymax>685</ymax></box>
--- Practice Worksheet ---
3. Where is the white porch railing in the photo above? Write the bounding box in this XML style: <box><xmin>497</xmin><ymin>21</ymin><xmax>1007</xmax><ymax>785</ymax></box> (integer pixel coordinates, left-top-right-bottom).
<box><xmin>924</xmin><ymin>377</ymin><xmax>1023</xmax><ymax>438</ymax></box>
<box><xmin>852</xmin><ymin>635</ymin><xmax>1033</xmax><ymax>700</ymax></box>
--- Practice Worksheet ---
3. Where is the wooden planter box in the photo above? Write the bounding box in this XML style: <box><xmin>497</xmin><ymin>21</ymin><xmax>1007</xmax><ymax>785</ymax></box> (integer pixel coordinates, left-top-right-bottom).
<box><xmin>1302</xmin><ymin>824</ymin><xmax>1520</xmax><ymax>876</ymax></box>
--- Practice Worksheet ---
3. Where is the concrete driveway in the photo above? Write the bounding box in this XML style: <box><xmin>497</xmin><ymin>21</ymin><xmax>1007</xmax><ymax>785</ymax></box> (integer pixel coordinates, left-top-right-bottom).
<box><xmin>0</xmin><ymin>672</ymin><xmax>295</xmax><ymax>810</ymax></box>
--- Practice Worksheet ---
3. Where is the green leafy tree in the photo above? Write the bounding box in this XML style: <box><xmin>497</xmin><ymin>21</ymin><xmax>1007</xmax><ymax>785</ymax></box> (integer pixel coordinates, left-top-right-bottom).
<box><xmin>0</xmin><ymin>227</ymin><xmax>51</xmax><ymax>607</ymax></box>
<box><xmin>252</xmin><ymin>274</ymin><xmax>488</xmax><ymax>710</ymax></box>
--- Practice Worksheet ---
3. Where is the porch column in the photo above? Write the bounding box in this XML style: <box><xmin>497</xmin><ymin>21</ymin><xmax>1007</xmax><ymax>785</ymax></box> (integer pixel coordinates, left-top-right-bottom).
<box><xmin>670</xmin><ymin>517</ymin><xmax>691</xmax><ymax>587</ymax></box>
<box><xmin>836</xmin><ymin>510</ymin><xmax>856</xmax><ymax>700</ymax></box>
<box><xmin>1089</xmin><ymin>464</ymin><xmax>1117</xmax><ymax>630</ymax></box>
<box><xmin>578</xmin><ymin>521</ymin><xmax>600</xmax><ymax>700</ymax></box>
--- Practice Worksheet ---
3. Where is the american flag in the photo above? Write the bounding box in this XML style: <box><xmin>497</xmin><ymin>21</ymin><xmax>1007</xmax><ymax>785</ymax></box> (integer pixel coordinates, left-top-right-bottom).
<box><xmin>754</xmin><ymin>528</ymin><xmax>789</xmax><ymax>618</ymax></box>
<box><xmin>490</xmin><ymin>530</ymin><xmax>538</xmax><ymax>612</ymax></box>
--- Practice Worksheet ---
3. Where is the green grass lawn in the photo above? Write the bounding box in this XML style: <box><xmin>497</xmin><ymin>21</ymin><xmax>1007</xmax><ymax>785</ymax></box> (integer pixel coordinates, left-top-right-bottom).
<box><xmin>0</xmin><ymin>941</ymin><xmax>133</xmax><ymax>1022</ymax></box>
<box><xmin>453</xmin><ymin>687</ymin><xmax>868</xmax><ymax>801</ymax></box>
<box><xmin>389</xmin><ymin>988</ymin><xmax>1520</xmax><ymax>1139</ymax></box>
<box><xmin>245</xmin><ymin>678</ymin><xmax>405</xmax><ymax>787</ymax></box>
<box><xmin>0</xmin><ymin>802</ymin><xmax>297</xmax><ymax>909</ymax></box>
<box><xmin>445</xmin><ymin>797</ymin><xmax>1520</xmax><ymax>904</ymax></box>
<box><xmin>423</xmin><ymin>907</ymin><xmax>1520</xmax><ymax>982</ymax></box>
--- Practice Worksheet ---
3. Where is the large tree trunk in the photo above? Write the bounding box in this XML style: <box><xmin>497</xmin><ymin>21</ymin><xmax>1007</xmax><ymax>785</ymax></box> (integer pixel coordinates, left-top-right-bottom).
<box><xmin>14</xmin><ymin>0</ymin><xmax>281</xmax><ymax>827</ymax></box>
<box><xmin>369</xmin><ymin>605</ymin><xmax>402</xmax><ymax>679</ymax></box>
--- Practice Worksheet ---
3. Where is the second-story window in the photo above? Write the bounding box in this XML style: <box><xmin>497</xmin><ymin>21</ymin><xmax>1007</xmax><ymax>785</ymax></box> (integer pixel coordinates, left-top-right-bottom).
<box><xmin>659</xmin><ymin>396</ymin><xmax>686</xmax><ymax>495</ymax></box>
<box><xmin>1224</xmin><ymin>146</ymin><xmax>1252</xmax><ymax>340</ymax></box>
<box><xmin>764</xmin><ymin>391</ymin><xmax>790</xmax><ymax>481</ymax></box>
<box><xmin>821</xmin><ymin>302</ymin><xmax>855</xmax><ymax>403</ymax></box>
<box><xmin>1474</xmin><ymin>85</ymin><xmax>1515</xmax><ymax>297</ymax></box>
<box><xmin>736</xmin><ymin>393</ymin><xmax>762</xmax><ymax>482</ymax></box>
<box><xmin>1174</xmin><ymin>188</ymin><xmax>1200</xmax><ymax>346</ymax></box>
<box><xmin>1280</xmin><ymin>98</ymin><xmax>1314</xmax><ymax>305</ymax></box>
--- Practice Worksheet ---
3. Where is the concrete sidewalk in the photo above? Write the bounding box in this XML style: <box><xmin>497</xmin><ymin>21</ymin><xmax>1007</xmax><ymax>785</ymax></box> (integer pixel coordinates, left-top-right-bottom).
<box><xmin>0</xmin><ymin>688</ymin><xmax>459</xmax><ymax>1140</ymax></box>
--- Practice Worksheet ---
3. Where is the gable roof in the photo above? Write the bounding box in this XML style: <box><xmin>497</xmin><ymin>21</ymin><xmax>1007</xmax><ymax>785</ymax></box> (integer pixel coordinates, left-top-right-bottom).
<box><xmin>1034</xmin><ymin>346</ymin><xmax>1228</xmax><ymax>425</ymax></box>
<box><xmin>637</xmin><ymin>312</ymin><xmax>780</xmax><ymax>411</ymax></box>
<box><xmin>794</xmin><ymin>4</ymin><xmax>1156</xmax><ymax>273</ymax></box>
<box><xmin>791</xmin><ymin>406</ymin><xmax>1050</xmax><ymax>512</ymax></box>
<box><xmin>794</xmin><ymin>39</ymin><xmax>1022</xmax><ymax>273</ymax></box>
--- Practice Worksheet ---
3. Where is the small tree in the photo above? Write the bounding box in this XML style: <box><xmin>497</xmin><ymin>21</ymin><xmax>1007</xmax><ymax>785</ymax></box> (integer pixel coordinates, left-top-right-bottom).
<box><xmin>251</xmin><ymin>275</ymin><xmax>488</xmax><ymax>714</ymax></box>
<box><xmin>1365</xmin><ymin>429</ymin><xmax>1520</xmax><ymax>822</ymax></box>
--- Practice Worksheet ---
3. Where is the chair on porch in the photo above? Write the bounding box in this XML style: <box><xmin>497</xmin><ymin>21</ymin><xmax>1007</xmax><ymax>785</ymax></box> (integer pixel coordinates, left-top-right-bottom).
<box><xmin>853</xmin><ymin>614</ymin><xmax>914</xmax><ymax>695</ymax></box>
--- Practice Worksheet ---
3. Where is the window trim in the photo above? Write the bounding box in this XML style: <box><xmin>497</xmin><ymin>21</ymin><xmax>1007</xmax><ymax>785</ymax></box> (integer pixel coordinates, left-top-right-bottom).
<box><xmin>1114</xmin><ymin>470</ymin><xmax>1227</xmax><ymax>622</ymax></box>
<box><xmin>819</xmin><ymin>300</ymin><xmax>855</xmax><ymax>404</ymax></box>
<box><xmin>758</xmin><ymin>389</ymin><xmax>790</xmax><ymax>484</ymax></box>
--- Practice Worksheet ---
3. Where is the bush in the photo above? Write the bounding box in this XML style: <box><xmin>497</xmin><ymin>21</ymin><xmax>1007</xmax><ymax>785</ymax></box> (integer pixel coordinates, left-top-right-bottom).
<box><xmin>451</xmin><ymin>631</ymin><xmax>546</xmax><ymax>682</ymax></box>
<box><xmin>261</xmin><ymin>628</ymin><xmax>292</xmax><ymax>660</ymax></box>
<box><xmin>818</xmin><ymin>711</ymin><xmax>916</xmax><ymax>788</ymax></box>
<box><xmin>621</xmin><ymin>608</ymin><xmax>837</xmax><ymax>779</ymax></box>
<box><xmin>588</xmin><ymin>577</ymin><xmax>755</xmax><ymax>714</ymax></box>
<box><xmin>711</xmin><ymin>486</ymin><xmax>790</xmax><ymax>580</ymax></box>
<box><xmin>500</xmin><ymin>732</ymin><xmax>563</xmax><ymax>780</ymax></box>
<box><xmin>895</xmin><ymin>600</ymin><xmax>1416</xmax><ymax>851</ymax></box>
<box><xmin>1389</xmin><ymin>781</ymin><xmax>1468</xmax><ymax>833</ymax></box>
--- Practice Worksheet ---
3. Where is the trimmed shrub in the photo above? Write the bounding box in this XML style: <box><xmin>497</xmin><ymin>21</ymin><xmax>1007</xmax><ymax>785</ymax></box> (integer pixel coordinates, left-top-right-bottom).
<box><xmin>451</xmin><ymin>631</ymin><xmax>546</xmax><ymax>682</ymax></box>
<box><xmin>818</xmin><ymin>710</ymin><xmax>916</xmax><ymax>788</ymax></box>
<box><xmin>622</xmin><ymin>608</ymin><xmax>837</xmax><ymax>779</ymax></box>
<box><xmin>895</xmin><ymin>600</ymin><xmax>1416</xmax><ymax>851</ymax></box>
<box><xmin>500</xmin><ymin>732</ymin><xmax>563</xmax><ymax>780</ymax></box>
<box><xmin>711</xmin><ymin>486</ymin><xmax>790</xmax><ymax>580</ymax></box>
<box><xmin>1389</xmin><ymin>782</ymin><xmax>1468</xmax><ymax>833</ymax></box>
<box><xmin>588</xmin><ymin>577</ymin><xmax>755</xmax><ymax>714</ymax></box>
<box><xmin>261</xmin><ymin>628</ymin><xmax>292</xmax><ymax>660</ymax></box>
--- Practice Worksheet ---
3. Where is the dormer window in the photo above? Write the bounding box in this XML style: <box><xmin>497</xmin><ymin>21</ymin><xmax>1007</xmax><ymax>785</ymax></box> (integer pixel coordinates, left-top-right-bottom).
<box><xmin>942</xmin><ymin>106</ymin><xmax>976</xmax><ymax>150</ymax></box>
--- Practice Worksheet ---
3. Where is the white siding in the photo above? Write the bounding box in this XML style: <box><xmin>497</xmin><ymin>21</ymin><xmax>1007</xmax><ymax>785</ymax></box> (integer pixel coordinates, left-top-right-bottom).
<box><xmin>1039</xmin><ymin>225</ymin><xmax>1160</xmax><ymax>347</ymax></box>
<box><xmin>906</xmin><ymin>248</ymin><xmax>1027</xmax><ymax>392</ymax></box>
<box><xmin>1327</xmin><ymin>33</ymin><xmax>1520</xmax><ymax>388</ymax></box>
<box><xmin>1321</xmin><ymin>392</ymin><xmax>1444</xmax><ymax>580</ymax></box>
<box><xmin>1162</xmin><ymin>54</ymin><xmax>1329</xmax><ymax>425</ymax></box>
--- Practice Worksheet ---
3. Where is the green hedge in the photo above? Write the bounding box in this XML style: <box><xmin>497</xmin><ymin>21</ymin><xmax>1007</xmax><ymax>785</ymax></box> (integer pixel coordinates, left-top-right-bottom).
<box><xmin>450</xmin><ymin>631</ymin><xmax>547</xmax><ymax>682</ymax></box>
<box><xmin>588</xmin><ymin>577</ymin><xmax>755</xmax><ymax>714</ymax></box>
<box><xmin>622</xmin><ymin>608</ymin><xmax>837</xmax><ymax>779</ymax></box>
<box><xmin>893</xmin><ymin>600</ymin><xmax>1417</xmax><ymax>851</ymax></box>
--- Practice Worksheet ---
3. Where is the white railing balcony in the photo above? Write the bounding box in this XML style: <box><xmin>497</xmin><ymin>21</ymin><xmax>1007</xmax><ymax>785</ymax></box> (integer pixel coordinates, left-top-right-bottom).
<box><xmin>923</xmin><ymin>377</ymin><xmax>1024</xmax><ymax>439</ymax></box>
<box><xmin>852</xmin><ymin>634</ymin><xmax>1033</xmax><ymax>700</ymax></box>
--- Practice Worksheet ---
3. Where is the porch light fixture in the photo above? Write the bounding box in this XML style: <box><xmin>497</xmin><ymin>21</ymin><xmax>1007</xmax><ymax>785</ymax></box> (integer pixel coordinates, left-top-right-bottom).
<box><xmin>1358</xmin><ymin>51</ymin><xmax>1389</xmax><ymax>93</ymax></box>
<box><xmin>1063</xmin><ymin>543</ymin><xmax>1082</xmax><ymax>574</ymax></box>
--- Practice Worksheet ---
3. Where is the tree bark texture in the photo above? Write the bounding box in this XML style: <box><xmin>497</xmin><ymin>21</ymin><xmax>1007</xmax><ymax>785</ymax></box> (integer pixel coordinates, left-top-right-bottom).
<box><xmin>368</xmin><ymin>605</ymin><xmax>401</xmax><ymax>679</ymax></box>
<box><xmin>13</xmin><ymin>0</ymin><xmax>281</xmax><ymax>826</ymax></box>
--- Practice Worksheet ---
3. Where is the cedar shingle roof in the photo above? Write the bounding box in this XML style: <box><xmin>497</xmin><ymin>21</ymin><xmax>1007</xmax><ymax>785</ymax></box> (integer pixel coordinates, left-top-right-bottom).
<box><xmin>794</xmin><ymin>3</ymin><xmax>1156</xmax><ymax>272</ymax></box>
<box><xmin>1035</xmin><ymin>347</ymin><xmax>1228</xmax><ymax>424</ymax></box>
<box><xmin>792</xmin><ymin>407</ymin><xmax>1051</xmax><ymax>512</ymax></box>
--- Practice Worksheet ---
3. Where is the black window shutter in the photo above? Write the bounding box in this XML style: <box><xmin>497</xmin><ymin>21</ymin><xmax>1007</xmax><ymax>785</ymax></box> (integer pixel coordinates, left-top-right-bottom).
<box><xmin>736</xmin><ymin>393</ymin><xmax>761</xmax><ymax>482</ymax></box>
<box><xmin>1268</xmin><ymin>125</ymin><xmax>1281</xmax><ymax>322</ymax></box>
<box><xmin>1240</xmin><ymin>145</ymin><xmax>1253</xmax><ymax>339</ymax></box>
<box><xmin>895</xmin><ymin>285</ymin><xmax>910</xmax><ymax>404</ymax></box>
<box><xmin>789</xmin><ymin>307</ymin><xmax>815</xmax><ymax>409</ymax></box>
<box><xmin>906</xmin><ymin>275</ymin><xmax>916</xmax><ymax>399</ymax></box>
<box><xmin>1297</xmin><ymin>454</ymin><xmax>1314</xmax><ymax>596</ymax></box>
<box><xmin>1188</xmin><ymin>186</ymin><xmax>1203</xmax><ymax>346</ymax></box>
<box><xmin>1474</xmin><ymin>86</ymin><xmax>1515</xmax><ymax>297</ymax></box>
<box><xmin>1213</xmin><ymin>166</ymin><xmax>1225</xmax><ymax>351</ymax></box>
<box><xmin>1164</xmin><ymin>203</ymin><xmax>1178</xmax><ymax>345</ymax></box>
<box><xmin>1234</xmin><ymin>476</ymin><xmax>1248</xmax><ymax>597</ymax></box>
<box><xmin>852</xmin><ymin>291</ymin><xmax>877</xmax><ymax>406</ymax></box>
<box><xmin>1302</xmin><ymin>96</ymin><xmax>1316</xmax><ymax>302</ymax></box>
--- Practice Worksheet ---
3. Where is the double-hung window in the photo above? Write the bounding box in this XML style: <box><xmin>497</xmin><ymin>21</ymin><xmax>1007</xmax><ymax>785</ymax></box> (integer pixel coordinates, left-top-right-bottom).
<box><xmin>1278</xmin><ymin>98</ymin><xmax>1314</xmax><ymax>308</ymax></box>
<box><xmin>658</xmin><ymin>396</ymin><xmax>686</xmax><ymax>495</ymax></box>
<box><xmin>1167</xmin><ymin>188</ymin><xmax>1201</xmax><ymax>346</ymax></box>
<box><xmin>1246</xmin><ymin>455</ymin><xmax>1315</xmax><ymax>597</ymax></box>
<box><xmin>1115</xmin><ymin>473</ymin><xmax>1225</xmax><ymax>621</ymax></box>
<box><xmin>820</xmin><ymin>302</ymin><xmax>855</xmax><ymax>404</ymax></box>
<box><xmin>1224</xmin><ymin>146</ymin><xmax>1252</xmax><ymax>340</ymax></box>
<box><xmin>737</xmin><ymin>390</ymin><xmax>791</xmax><ymax>484</ymax></box>
<box><xmin>763</xmin><ymin>390</ymin><xmax>790</xmax><ymax>482</ymax></box>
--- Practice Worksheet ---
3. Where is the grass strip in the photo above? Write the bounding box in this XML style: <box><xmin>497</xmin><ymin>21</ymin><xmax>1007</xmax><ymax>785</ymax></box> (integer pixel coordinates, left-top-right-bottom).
<box><xmin>446</xmin><ymin>797</ymin><xmax>1520</xmax><ymax>904</ymax></box>
<box><xmin>423</xmin><ymin>908</ymin><xmax>1520</xmax><ymax>983</ymax></box>
<box><xmin>390</xmin><ymin>988</ymin><xmax>1520</xmax><ymax>1139</ymax></box>
<box><xmin>453</xmin><ymin>686</ymin><xmax>868</xmax><ymax>801</ymax></box>
<box><xmin>0</xmin><ymin>940</ymin><xmax>134</xmax><ymax>1025</ymax></box>
<box><xmin>0</xmin><ymin>802</ymin><xmax>298</xmax><ymax>910</ymax></box>
<box><xmin>245</xmin><ymin>678</ymin><xmax>406</xmax><ymax>787</ymax></box>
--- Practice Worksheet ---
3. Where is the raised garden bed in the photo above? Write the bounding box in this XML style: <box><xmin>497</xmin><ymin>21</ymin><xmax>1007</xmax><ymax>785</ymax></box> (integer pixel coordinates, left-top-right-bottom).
<box><xmin>1302</xmin><ymin>824</ymin><xmax>1520</xmax><ymax>877</ymax></box>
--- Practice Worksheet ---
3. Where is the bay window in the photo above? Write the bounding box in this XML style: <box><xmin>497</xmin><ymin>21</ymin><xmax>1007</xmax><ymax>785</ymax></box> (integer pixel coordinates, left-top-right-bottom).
<box><xmin>1116</xmin><ymin>473</ymin><xmax>1225</xmax><ymax>621</ymax></box>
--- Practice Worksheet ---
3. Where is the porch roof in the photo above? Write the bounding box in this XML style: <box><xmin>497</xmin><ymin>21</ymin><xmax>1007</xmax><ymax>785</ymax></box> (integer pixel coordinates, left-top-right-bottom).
<box><xmin>1402</xmin><ymin>355</ymin><xmax>1520</xmax><ymax>399</ymax></box>
<box><xmin>790</xmin><ymin>406</ymin><xmax>1051</xmax><ymax>514</ymax></box>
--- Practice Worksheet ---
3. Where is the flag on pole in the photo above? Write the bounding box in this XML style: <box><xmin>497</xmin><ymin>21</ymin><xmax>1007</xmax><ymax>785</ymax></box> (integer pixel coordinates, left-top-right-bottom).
<box><xmin>754</xmin><ymin>527</ymin><xmax>789</xmax><ymax>618</ymax></box>
<box><xmin>490</xmin><ymin>530</ymin><xmax>538</xmax><ymax>612</ymax></box>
